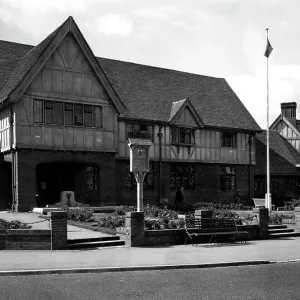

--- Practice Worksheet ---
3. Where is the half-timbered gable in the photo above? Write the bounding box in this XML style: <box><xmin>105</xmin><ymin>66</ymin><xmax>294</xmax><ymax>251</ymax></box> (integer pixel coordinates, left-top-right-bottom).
<box><xmin>270</xmin><ymin>103</ymin><xmax>300</xmax><ymax>153</ymax></box>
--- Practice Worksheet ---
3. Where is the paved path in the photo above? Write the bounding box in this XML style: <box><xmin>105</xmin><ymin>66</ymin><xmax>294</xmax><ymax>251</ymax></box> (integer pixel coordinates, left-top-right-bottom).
<box><xmin>0</xmin><ymin>212</ymin><xmax>111</xmax><ymax>239</ymax></box>
<box><xmin>1</xmin><ymin>212</ymin><xmax>300</xmax><ymax>275</ymax></box>
<box><xmin>0</xmin><ymin>238</ymin><xmax>300</xmax><ymax>272</ymax></box>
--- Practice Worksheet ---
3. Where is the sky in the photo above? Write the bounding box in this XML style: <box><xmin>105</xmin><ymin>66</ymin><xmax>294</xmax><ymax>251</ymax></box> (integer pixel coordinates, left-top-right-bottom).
<box><xmin>1</xmin><ymin>0</ymin><xmax>300</xmax><ymax>129</ymax></box>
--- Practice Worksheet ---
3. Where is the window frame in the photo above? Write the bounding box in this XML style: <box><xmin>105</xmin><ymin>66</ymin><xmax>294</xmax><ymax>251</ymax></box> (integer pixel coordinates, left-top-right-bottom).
<box><xmin>33</xmin><ymin>98</ymin><xmax>103</xmax><ymax>128</ymax></box>
<box><xmin>33</xmin><ymin>99</ymin><xmax>43</xmax><ymax>123</ymax></box>
<box><xmin>171</xmin><ymin>127</ymin><xmax>195</xmax><ymax>146</ymax></box>
<box><xmin>126</xmin><ymin>123</ymin><xmax>154</xmax><ymax>141</ymax></box>
<box><xmin>220</xmin><ymin>166</ymin><xmax>236</xmax><ymax>191</ymax></box>
<box><xmin>125</xmin><ymin>161</ymin><xmax>154</xmax><ymax>190</ymax></box>
<box><xmin>85</xmin><ymin>165</ymin><xmax>98</xmax><ymax>192</ymax></box>
<box><xmin>44</xmin><ymin>100</ymin><xmax>55</xmax><ymax>124</ymax></box>
<box><xmin>169</xmin><ymin>163</ymin><xmax>195</xmax><ymax>190</ymax></box>
<box><xmin>221</xmin><ymin>132</ymin><xmax>237</xmax><ymax>148</ymax></box>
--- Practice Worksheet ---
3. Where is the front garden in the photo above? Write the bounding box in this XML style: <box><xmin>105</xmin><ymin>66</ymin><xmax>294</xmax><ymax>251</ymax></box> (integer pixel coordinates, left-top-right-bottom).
<box><xmin>65</xmin><ymin>201</ymin><xmax>297</xmax><ymax>234</ymax></box>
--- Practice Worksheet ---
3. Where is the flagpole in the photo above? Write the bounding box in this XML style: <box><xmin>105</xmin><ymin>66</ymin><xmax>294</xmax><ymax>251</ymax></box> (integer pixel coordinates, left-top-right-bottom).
<box><xmin>266</xmin><ymin>28</ymin><xmax>271</xmax><ymax>211</ymax></box>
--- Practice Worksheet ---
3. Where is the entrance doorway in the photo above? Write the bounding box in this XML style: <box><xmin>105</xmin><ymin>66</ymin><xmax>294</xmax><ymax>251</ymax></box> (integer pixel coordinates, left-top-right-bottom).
<box><xmin>36</xmin><ymin>162</ymin><xmax>99</xmax><ymax>207</ymax></box>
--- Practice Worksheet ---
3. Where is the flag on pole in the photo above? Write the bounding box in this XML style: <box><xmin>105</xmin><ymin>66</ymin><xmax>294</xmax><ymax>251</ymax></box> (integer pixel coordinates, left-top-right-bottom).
<box><xmin>264</xmin><ymin>38</ymin><xmax>273</xmax><ymax>58</ymax></box>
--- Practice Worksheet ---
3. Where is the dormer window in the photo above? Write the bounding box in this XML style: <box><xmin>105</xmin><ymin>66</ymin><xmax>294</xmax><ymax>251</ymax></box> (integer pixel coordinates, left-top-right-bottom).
<box><xmin>221</xmin><ymin>132</ymin><xmax>237</xmax><ymax>148</ymax></box>
<box><xmin>171</xmin><ymin>127</ymin><xmax>195</xmax><ymax>145</ymax></box>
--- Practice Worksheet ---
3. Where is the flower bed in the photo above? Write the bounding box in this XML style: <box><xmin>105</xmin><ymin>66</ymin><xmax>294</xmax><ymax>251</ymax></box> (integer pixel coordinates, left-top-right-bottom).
<box><xmin>0</xmin><ymin>218</ymin><xmax>31</xmax><ymax>230</ymax></box>
<box><xmin>268</xmin><ymin>212</ymin><xmax>295</xmax><ymax>224</ymax></box>
<box><xmin>95</xmin><ymin>205</ymin><xmax>182</xmax><ymax>231</ymax></box>
<box><xmin>95</xmin><ymin>204</ymin><xmax>254</xmax><ymax>231</ymax></box>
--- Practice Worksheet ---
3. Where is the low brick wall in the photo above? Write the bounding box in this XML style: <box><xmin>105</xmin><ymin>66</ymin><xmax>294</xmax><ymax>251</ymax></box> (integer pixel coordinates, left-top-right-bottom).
<box><xmin>118</xmin><ymin>225</ymin><xmax>260</xmax><ymax>247</ymax></box>
<box><xmin>0</xmin><ymin>230</ymin><xmax>51</xmax><ymax>250</ymax></box>
<box><xmin>0</xmin><ymin>211</ymin><xmax>68</xmax><ymax>250</ymax></box>
<box><xmin>144</xmin><ymin>229</ymin><xmax>185</xmax><ymax>246</ymax></box>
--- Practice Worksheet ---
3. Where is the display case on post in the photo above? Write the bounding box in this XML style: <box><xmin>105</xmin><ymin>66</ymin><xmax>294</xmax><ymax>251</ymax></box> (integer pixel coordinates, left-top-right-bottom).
<box><xmin>127</xmin><ymin>138</ymin><xmax>153</xmax><ymax>212</ymax></box>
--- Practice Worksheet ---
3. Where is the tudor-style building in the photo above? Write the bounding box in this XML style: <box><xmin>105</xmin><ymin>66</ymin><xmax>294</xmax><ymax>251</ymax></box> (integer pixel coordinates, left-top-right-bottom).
<box><xmin>270</xmin><ymin>102</ymin><xmax>300</xmax><ymax>152</ymax></box>
<box><xmin>254</xmin><ymin>130</ymin><xmax>300</xmax><ymax>206</ymax></box>
<box><xmin>0</xmin><ymin>17</ymin><xmax>261</xmax><ymax>212</ymax></box>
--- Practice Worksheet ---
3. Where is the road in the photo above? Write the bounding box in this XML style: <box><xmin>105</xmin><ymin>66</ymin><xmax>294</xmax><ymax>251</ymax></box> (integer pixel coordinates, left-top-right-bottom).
<box><xmin>1</xmin><ymin>262</ymin><xmax>300</xmax><ymax>300</ymax></box>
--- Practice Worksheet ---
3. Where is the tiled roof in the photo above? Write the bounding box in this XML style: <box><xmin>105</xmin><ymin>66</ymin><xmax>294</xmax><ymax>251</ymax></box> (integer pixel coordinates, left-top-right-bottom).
<box><xmin>0</xmin><ymin>18</ymin><xmax>261</xmax><ymax>131</ymax></box>
<box><xmin>0</xmin><ymin>20</ymin><xmax>66</xmax><ymax>101</ymax></box>
<box><xmin>97</xmin><ymin>57</ymin><xmax>261</xmax><ymax>131</ymax></box>
<box><xmin>0</xmin><ymin>41</ymin><xmax>33</xmax><ymax>92</ymax></box>
<box><xmin>256</xmin><ymin>130</ymin><xmax>300</xmax><ymax>166</ymax></box>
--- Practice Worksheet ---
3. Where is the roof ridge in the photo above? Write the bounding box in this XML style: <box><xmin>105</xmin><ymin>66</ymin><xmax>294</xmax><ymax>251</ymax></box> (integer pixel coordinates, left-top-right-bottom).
<box><xmin>97</xmin><ymin>56</ymin><xmax>223</xmax><ymax>80</ymax></box>
<box><xmin>0</xmin><ymin>42</ymin><xmax>224</xmax><ymax>82</ymax></box>
<box><xmin>172</xmin><ymin>98</ymin><xmax>187</xmax><ymax>104</ymax></box>
<box><xmin>0</xmin><ymin>39</ymin><xmax>34</xmax><ymax>48</ymax></box>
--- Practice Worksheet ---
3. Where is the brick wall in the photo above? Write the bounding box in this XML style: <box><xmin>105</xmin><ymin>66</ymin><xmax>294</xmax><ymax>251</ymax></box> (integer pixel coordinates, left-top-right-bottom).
<box><xmin>118</xmin><ymin>225</ymin><xmax>260</xmax><ymax>247</ymax></box>
<box><xmin>115</xmin><ymin>160</ymin><xmax>159</xmax><ymax>206</ymax></box>
<box><xmin>14</xmin><ymin>149</ymin><xmax>116</xmax><ymax>212</ymax></box>
<box><xmin>115</xmin><ymin>160</ymin><xmax>251</xmax><ymax>206</ymax></box>
<box><xmin>0</xmin><ymin>211</ymin><xmax>68</xmax><ymax>250</ymax></box>
<box><xmin>50</xmin><ymin>211</ymin><xmax>67</xmax><ymax>250</ymax></box>
<box><xmin>0</xmin><ymin>230</ymin><xmax>51</xmax><ymax>250</ymax></box>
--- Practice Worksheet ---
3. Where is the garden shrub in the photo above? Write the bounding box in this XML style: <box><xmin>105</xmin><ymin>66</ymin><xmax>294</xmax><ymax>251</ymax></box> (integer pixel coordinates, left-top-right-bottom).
<box><xmin>97</xmin><ymin>216</ymin><xmax>125</xmax><ymax>228</ymax></box>
<box><xmin>283</xmin><ymin>199</ymin><xmax>300</xmax><ymax>211</ymax></box>
<box><xmin>144</xmin><ymin>218</ymin><xmax>185</xmax><ymax>230</ymax></box>
<box><xmin>269</xmin><ymin>213</ymin><xmax>283</xmax><ymax>224</ymax></box>
<box><xmin>96</xmin><ymin>203</ymin><xmax>254</xmax><ymax>231</ymax></box>
<box><xmin>193</xmin><ymin>202</ymin><xmax>253</xmax><ymax>211</ymax></box>
<box><xmin>66</xmin><ymin>207</ymin><xmax>93</xmax><ymax>222</ymax></box>
<box><xmin>113</xmin><ymin>204</ymin><xmax>178</xmax><ymax>219</ymax></box>
<box><xmin>0</xmin><ymin>219</ymin><xmax>31</xmax><ymax>230</ymax></box>
<box><xmin>113</xmin><ymin>205</ymin><xmax>136</xmax><ymax>216</ymax></box>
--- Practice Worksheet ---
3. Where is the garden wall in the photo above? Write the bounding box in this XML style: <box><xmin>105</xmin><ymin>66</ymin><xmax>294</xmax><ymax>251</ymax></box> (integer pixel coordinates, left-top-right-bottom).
<box><xmin>118</xmin><ymin>225</ymin><xmax>260</xmax><ymax>247</ymax></box>
<box><xmin>0</xmin><ymin>211</ymin><xmax>67</xmax><ymax>250</ymax></box>
<box><xmin>0</xmin><ymin>230</ymin><xmax>51</xmax><ymax>250</ymax></box>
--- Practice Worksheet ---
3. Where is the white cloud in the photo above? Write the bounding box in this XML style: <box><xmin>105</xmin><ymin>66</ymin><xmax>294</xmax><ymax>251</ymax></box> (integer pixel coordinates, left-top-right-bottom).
<box><xmin>1</xmin><ymin>0</ymin><xmax>122</xmax><ymax>13</ymax></box>
<box><xmin>2</xmin><ymin>0</ymin><xmax>88</xmax><ymax>13</ymax></box>
<box><xmin>132</xmin><ymin>9</ymin><xmax>169</xmax><ymax>19</ymax></box>
<box><xmin>132</xmin><ymin>5</ymin><xmax>182</xmax><ymax>19</ymax></box>
<box><xmin>96</xmin><ymin>14</ymin><xmax>134</xmax><ymax>37</ymax></box>
<box><xmin>0</xmin><ymin>7</ymin><xmax>12</xmax><ymax>23</ymax></box>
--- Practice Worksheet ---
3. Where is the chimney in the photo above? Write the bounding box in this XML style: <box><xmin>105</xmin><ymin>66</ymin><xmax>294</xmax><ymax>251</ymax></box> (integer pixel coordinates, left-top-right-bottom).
<box><xmin>281</xmin><ymin>102</ymin><xmax>297</xmax><ymax>127</ymax></box>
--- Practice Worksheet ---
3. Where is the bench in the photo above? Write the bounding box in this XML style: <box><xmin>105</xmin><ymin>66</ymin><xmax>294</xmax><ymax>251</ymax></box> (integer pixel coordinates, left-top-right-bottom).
<box><xmin>184</xmin><ymin>217</ymin><xmax>248</xmax><ymax>247</ymax></box>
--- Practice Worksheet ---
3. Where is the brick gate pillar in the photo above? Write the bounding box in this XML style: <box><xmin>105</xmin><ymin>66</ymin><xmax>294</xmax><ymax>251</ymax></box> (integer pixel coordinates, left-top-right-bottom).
<box><xmin>294</xmin><ymin>207</ymin><xmax>300</xmax><ymax>228</ymax></box>
<box><xmin>50</xmin><ymin>211</ymin><xmax>68</xmax><ymax>250</ymax></box>
<box><xmin>124</xmin><ymin>212</ymin><xmax>145</xmax><ymax>247</ymax></box>
<box><xmin>253</xmin><ymin>208</ymin><xmax>269</xmax><ymax>238</ymax></box>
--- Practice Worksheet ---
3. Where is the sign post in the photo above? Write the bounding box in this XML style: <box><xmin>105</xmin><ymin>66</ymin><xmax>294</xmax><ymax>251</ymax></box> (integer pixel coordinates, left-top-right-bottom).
<box><xmin>127</xmin><ymin>139</ymin><xmax>153</xmax><ymax>212</ymax></box>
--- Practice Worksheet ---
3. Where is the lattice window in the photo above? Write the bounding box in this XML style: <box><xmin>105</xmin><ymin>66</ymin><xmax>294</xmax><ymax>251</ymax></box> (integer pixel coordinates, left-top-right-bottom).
<box><xmin>125</xmin><ymin>161</ymin><xmax>154</xmax><ymax>190</ymax></box>
<box><xmin>171</xmin><ymin>127</ymin><xmax>195</xmax><ymax>145</ymax></box>
<box><xmin>126</xmin><ymin>123</ymin><xmax>153</xmax><ymax>140</ymax></box>
<box><xmin>221</xmin><ymin>166</ymin><xmax>236</xmax><ymax>190</ymax></box>
<box><xmin>85</xmin><ymin>166</ymin><xmax>98</xmax><ymax>192</ymax></box>
<box><xmin>170</xmin><ymin>163</ymin><xmax>195</xmax><ymax>190</ymax></box>
<box><xmin>221</xmin><ymin>132</ymin><xmax>237</xmax><ymax>148</ymax></box>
